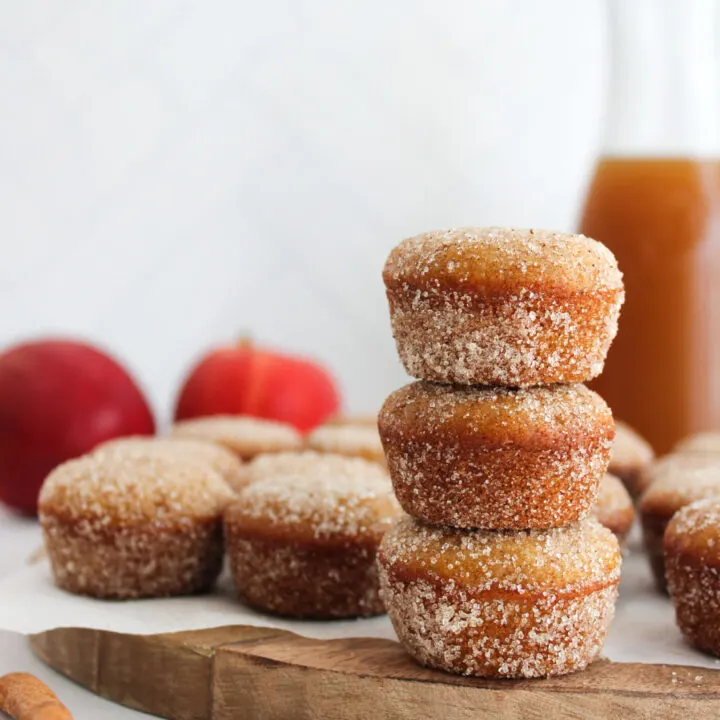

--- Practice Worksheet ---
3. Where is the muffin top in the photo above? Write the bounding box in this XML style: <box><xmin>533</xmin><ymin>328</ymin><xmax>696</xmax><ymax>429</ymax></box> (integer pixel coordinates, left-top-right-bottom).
<box><xmin>383</xmin><ymin>227</ymin><xmax>624</xmax><ymax>295</ymax></box>
<box><xmin>593</xmin><ymin>474</ymin><xmax>634</xmax><ymax>539</ymax></box>
<box><xmin>306</xmin><ymin>424</ymin><xmax>385</xmax><ymax>464</ymax></box>
<box><xmin>665</xmin><ymin>497</ymin><xmax>720</xmax><ymax>563</ymax></box>
<box><xmin>379</xmin><ymin>381</ymin><xmax>613</xmax><ymax>449</ymax></box>
<box><xmin>325</xmin><ymin>413</ymin><xmax>379</xmax><ymax>428</ymax></box>
<box><xmin>39</xmin><ymin>453</ymin><xmax>234</xmax><ymax>528</ymax></box>
<box><xmin>594</xmin><ymin>473</ymin><xmax>633</xmax><ymax>517</ymax></box>
<box><xmin>171</xmin><ymin>415</ymin><xmax>302</xmax><ymax>460</ymax></box>
<box><xmin>674</xmin><ymin>432</ymin><xmax>720</xmax><ymax>455</ymax></box>
<box><xmin>246</xmin><ymin>450</ymin><xmax>386</xmax><ymax>484</ymax></box>
<box><xmin>379</xmin><ymin>515</ymin><xmax>620</xmax><ymax>592</ymax></box>
<box><xmin>95</xmin><ymin>436</ymin><xmax>246</xmax><ymax>491</ymax></box>
<box><xmin>225</xmin><ymin>455</ymin><xmax>398</xmax><ymax>544</ymax></box>
<box><xmin>639</xmin><ymin>454</ymin><xmax>720</xmax><ymax>518</ymax></box>
<box><xmin>610</xmin><ymin>420</ymin><xmax>655</xmax><ymax>473</ymax></box>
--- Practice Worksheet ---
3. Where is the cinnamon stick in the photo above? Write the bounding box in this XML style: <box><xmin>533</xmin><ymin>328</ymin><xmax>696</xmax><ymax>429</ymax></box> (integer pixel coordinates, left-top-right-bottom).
<box><xmin>0</xmin><ymin>673</ymin><xmax>73</xmax><ymax>719</ymax></box>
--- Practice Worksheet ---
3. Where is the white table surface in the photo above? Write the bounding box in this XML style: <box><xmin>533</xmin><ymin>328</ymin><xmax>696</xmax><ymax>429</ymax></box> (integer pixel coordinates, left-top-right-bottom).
<box><xmin>0</xmin><ymin>506</ymin><xmax>41</xmax><ymax>578</ymax></box>
<box><xmin>0</xmin><ymin>505</ymin><xmax>148</xmax><ymax>718</ymax></box>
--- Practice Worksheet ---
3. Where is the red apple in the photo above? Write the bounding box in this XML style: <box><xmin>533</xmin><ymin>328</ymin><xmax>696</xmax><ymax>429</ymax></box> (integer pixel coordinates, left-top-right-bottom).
<box><xmin>174</xmin><ymin>340</ymin><xmax>341</xmax><ymax>433</ymax></box>
<box><xmin>0</xmin><ymin>339</ymin><xmax>155</xmax><ymax>515</ymax></box>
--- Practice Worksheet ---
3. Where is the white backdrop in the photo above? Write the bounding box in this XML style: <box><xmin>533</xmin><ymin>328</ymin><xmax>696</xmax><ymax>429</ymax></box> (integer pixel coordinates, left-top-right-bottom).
<box><xmin>0</xmin><ymin>0</ymin><xmax>607</xmax><ymax>420</ymax></box>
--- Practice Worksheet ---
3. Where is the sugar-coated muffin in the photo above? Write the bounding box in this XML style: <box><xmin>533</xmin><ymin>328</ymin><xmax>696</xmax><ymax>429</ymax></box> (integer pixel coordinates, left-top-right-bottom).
<box><xmin>225</xmin><ymin>455</ymin><xmax>399</xmax><ymax>618</ymax></box>
<box><xmin>306</xmin><ymin>424</ymin><xmax>386</xmax><ymax>466</ymax></box>
<box><xmin>378</xmin><ymin>515</ymin><xmax>620</xmax><ymax>678</ymax></box>
<box><xmin>326</xmin><ymin>413</ymin><xmax>379</xmax><ymax>428</ymax></box>
<box><xmin>665</xmin><ymin>498</ymin><xmax>720</xmax><ymax>657</ymax></box>
<box><xmin>674</xmin><ymin>432</ymin><xmax>720</xmax><ymax>456</ymax></box>
<box><xmin>383</xmin><ymin>227</ymin><xmax>624</xmax><ymax>386</ymax></box>
<box><xmin>379</xmin><ymin>381</ymin><xmax>613</xmax><ymax>529</ymax></box>
<box><xmin>39</xmin><ymin>453</ymin><xmax>234</xmax><ymax>599</ymax></box>
<box><xmin>244</xmin><ymin>450</ymin><xmax>388</xmax><ymax>486</ymax></box>
<box><xmin>639</xmin><ymin>455</ymin><xmax>720</xmax><ymax>592</ymax></box>
<box><xmin>608</xmin><ymin>421</ymin><xmax>655</xmax><ymax>500</ymax></box>
<box><xmin>171</xmin><ymin>415</ymin><xmax>302</xmax><ymax>460</ymax></box>
<box><xmin>95</xmin><ymin>435</ymin><xmax>246</xmax><ymax>492</ymax></box>
<box><xmin>593</xmin><ymin>473</ymin><xmax>635</xmax><ymax>543</ymax></box>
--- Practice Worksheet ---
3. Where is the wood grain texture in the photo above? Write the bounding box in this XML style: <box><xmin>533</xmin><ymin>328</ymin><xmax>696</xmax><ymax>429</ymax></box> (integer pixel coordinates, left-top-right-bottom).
<box><xmin>30</xmin><ymin>625</ymin><xmax>720</xmax><ymax>720</ymax></box>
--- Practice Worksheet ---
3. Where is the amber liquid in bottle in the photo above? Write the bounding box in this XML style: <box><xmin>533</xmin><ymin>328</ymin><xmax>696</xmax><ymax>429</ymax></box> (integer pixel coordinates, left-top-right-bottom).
<box><xmin>580</xmin><ymin>158</ymin><xmax>720</xmax><ymax>453</ymax></box>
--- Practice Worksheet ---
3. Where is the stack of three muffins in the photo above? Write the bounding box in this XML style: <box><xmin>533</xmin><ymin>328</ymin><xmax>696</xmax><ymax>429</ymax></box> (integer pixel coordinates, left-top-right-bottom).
<box><xmin>376</xmin><ymin>227</ymin><xmax>625</xmax><ymax>679</ymax></box>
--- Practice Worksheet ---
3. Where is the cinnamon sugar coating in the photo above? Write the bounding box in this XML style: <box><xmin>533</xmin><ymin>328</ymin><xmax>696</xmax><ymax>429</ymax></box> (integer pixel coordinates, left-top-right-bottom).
<box><xmin>245</xmin><ymin>450</ymin><xmax>389</xmax><ymax>488</ymax></box>
<box><xmin>593</xmin><ymin>473</ymin><xmax>635</xmax><ymax>543</ymax></box>
<box><xmin>665</xmin><ymin>499</ymin><xmax>720</xmax><ymax>656</ymax></box>
<box><xmin>95</xmin><ymin>436</ymin><xmax>246</xmax><ymax>492</ymax></box>
<box><xmin>383</xmin><ymin>227</ymin><xmax>624</xmax><ymax>386</ymax></box>
<box><xmin>326</xmin><ymin>413</ymin><xmax>379</xmax><ymax>428</ymax></box>
<box><xmin>674</xmin><ymin>432</ymin><xmax>720</xmax><ymax>456</ymax></box>
<box><xmin>306</xmin><ymin>424</ymin><xmax>386</xmax><ymax>466</ymax></box>
<box><xmin>666</xmin><ymin>498</ymin><xmax>720</xmax><ymax>560</ymax></box>
<box><xmin>639</xmin><ymin>454</ymin><xmax>720</xmax><ymax>592</ymax></box>
<box><xmin>39</xmin><ymin>453</ymin><xmax>234</xmax><ymax>599</ymax></box>
<box><xmin>224</xmin><ymin>456</ymin><xmax>400</xmax><ymax>618</ymax></box>
<box><xmin>379</xmin><ymin>381</ymin><xmax>613</xmax><ymax>529</ymax></box>
<box><xmin>378</xmin><ymin>516</ymin><xmax>620</xmax><ymax>678</ymax></box>
<box><xmin>609</xmin><ymin>420</ymin><xmax>655</xmax><ymax>500</ymax></box>
<box><xmin>171</xmin><ymin>415</ymin><xmax>302</xmax><ymax>460</ymax></box>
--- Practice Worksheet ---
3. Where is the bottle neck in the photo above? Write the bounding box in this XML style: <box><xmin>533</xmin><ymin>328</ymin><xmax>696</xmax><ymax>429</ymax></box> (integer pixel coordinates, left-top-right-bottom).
<box><xmin>602</xmin><ymin>0</ymin><xmax>720</xmax><ymax>157</ymax></box>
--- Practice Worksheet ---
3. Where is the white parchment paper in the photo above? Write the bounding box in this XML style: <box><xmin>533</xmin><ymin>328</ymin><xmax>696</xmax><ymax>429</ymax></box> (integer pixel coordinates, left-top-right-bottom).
<box><xmin>1</xmin><ymin>538</ymin><xmax>719</xmax><ymax>670</ymax></box>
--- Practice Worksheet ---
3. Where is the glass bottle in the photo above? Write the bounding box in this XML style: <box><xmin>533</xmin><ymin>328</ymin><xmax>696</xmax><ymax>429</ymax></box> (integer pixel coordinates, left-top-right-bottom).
<box><xmin>579</xmin><ymin>0</ymin><xmax>720</xmax><ymax>454</ymax></box>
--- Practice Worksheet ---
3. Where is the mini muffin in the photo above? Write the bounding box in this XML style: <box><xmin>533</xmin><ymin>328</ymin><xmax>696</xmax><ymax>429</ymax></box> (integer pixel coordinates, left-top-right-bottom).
<box><xmin>639</xmin><ymin>455</ymin><xmax>720</xmax><ymax>592</ymax></box>
<box><xmin>225</xmin><ymin>455</ymin><xmax>399</xmax><ymax>618</ymax></box>
<box><xmin>378</xmin><ymin>515</ymin><xmax>620</xmax><ymax>678</ymax></box>
<box><xmin>379</xmin><ymin>381</ymin><xmax>613</xmax><ymax>529</ymax></box>
<box><xmin>674</xmin><ymin>432</ymin><xmax>720</xmax><ymax>455</ymax></box>
<box><xmin>171</xmin><ymin>415</ymin><xmax>302</xmax><ymax>460</ymax></box>
<box><xmin>326</xmin><ymin>413</ymin><xmax>379</xmax><ymax>427</ymax></box>
<box><xmin>306</xmin><ymin>424</ymin><xmax>386</xmax><ymax>466</ymax></box>
<box><xmin>609</xmin><ymin>421</ymin><xmax>655</xmax><ymax>500</ymax></box>
<box><xmin>665</xmin><ymin>498</ymin><xmax>720</xmax><ymax>657</ymax></box>
<box><xmin>593</xmin><ymin>473</ymin><xmax>635</xmax><ymax>543</ymax></box>
<box><xmin>95</xmin><ymin>436</ymin><xmax>246</xmax><ymax>492</ymax></box>
<box><xmin>245</xmin><ymin>450</ymin><xmax>388</xmax><ymax>486</ymax></box>
<box><xmin>39</xmin><ymin>453</ymin><xmax>234</xmax><ymax>599</ymax></box>
<box><xmin>383</xmin><ymin>227</ymin><xmax>624</xmax><ymax>386</ymax></box>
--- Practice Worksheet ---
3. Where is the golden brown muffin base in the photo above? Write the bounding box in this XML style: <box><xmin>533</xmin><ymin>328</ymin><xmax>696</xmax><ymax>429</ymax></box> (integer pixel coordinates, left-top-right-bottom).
<box><xmin>385</xmin><ymin>286</ymin><xmax>621</xmax><ymax>387</ymax></box>
<box><xmin>386</xmin><ymin>441</ymin><xmax>607</xmax><ymax>529</ymax></box>
<box><xmin>42</xmin><ymin>515</ymin><xmax>224</xmax><ymax>599</ymax></box>
<box><xmin>379</xmin><ymin>384</ymin><xmax>613</xmax><ymax>530</ymax></box>
<box><xmin>665</xmin><ymin>550</ymin><xmax>720</xmax><ymax>656</ymax></box>
<box><xmin>664</xmin><ymin>500</ymin><xmax>720</xmax><ymax>656</ymax></box>
<box><xmin>378</xmin><ymin>516</ymin><xmax>620</xmax><ymax>678</ymax></box>
<box><xmin>379</xmin><ymin>565</ymin><xmax>617</xmax><ymax>679</ymax></box>
<box><xmin>640</xmin><ymin>512</ymin><xmax>670</xmax><ymax>593</ymax></box>
<box><xmin>225</xmin><ymin>526</ymin><xmax>384</xmax><ymax>619</ymax></box>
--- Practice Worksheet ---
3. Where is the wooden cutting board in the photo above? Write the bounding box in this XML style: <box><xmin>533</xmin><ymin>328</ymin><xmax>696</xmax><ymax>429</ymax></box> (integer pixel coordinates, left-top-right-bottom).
<box><xmin>30</xmin><ymin>624</ymin><xmax>720</xmax><ymax>719</ymax></box>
